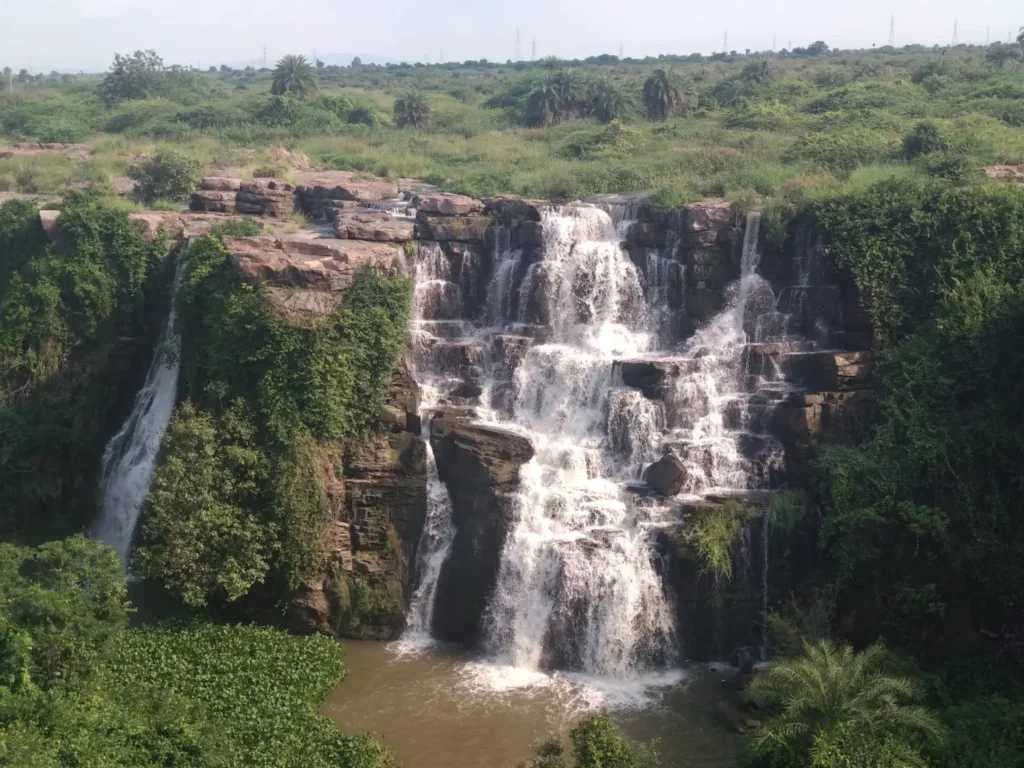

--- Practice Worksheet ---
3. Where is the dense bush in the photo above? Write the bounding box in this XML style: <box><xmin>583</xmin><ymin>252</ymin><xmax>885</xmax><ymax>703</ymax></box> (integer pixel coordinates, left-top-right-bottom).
<box><xmin>0</xmin><ymin>196</ymin><xmax>165</xmax><ymax>540</ymax></box>
<box><xmin>812</xmin><ymin>180</ymin><xmax>1024</xmax><ymax>648</ymax></box>
<box><xmin>127</xmin><ymin>151</ymin><xmax>203</xmax><ymax>203</ymax></box>
<box><xmin>520</xmin><ymin>714</ymin><xmax>658</xmax><ymax>768</ymax></box>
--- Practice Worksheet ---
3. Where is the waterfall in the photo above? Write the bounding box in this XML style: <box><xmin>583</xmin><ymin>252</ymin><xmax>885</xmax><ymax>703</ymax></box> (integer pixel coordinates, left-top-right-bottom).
<box><xmin>92</xmin><ymin>263</ymin><xmax>183</xmax><ymax>567</ymax></box>
<box><xmin>398</xmin><ymin>244</ymin><xmax>461</xmax><ymax>649</ymax></box>
<box><xmin>482</xmin><ymin>207</ymin><xmax>676</xmax><ymax>677</ymax></box>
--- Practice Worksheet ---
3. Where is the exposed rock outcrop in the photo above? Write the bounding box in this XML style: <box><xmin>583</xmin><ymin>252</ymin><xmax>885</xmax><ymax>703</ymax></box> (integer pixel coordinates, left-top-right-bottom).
<box><xmin>335</xmin><ymin>210</ymin><xmax>415</xmax><ymax>242</ymax></box>
<box><xmin>236</xmin><ymin>178</ymin><xmax>296</xmax><ymax>216</ymax></box>
<box><xmin>295</xmin><ymin>170</ymin><xmax>400</xmax><ymax>220</ymax></box>
<box><xmin>224</xmin><ymin>235</ymin><xmax>405</xmax><ymax>317</ymax></box>
<box><xmin>290</xmin><ymin>363</ymin><xmax>427</xmax><ymax>639</ymax></box>
<box><xmin>429</xmin><ymin>409</ymin><xmax>534</xmax><ymax>645</ymax></box>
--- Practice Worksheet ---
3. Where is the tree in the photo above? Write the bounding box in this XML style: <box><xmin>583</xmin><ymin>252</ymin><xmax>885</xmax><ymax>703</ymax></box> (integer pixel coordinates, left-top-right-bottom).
<box><xmin>643</xmin><ymin>68</ymin><xmax>689</xmax><ymax>120</ymax></box>
<box><xmin>1018</xmin><ymin>27</ymin><xmax>1024</xmax><ymax>46</ymax></box>
<box><xmin>351</xmin><ymin>56</ymin><xmax>362</xmax><ymax>67</ymax></box>
<box><xmin>742</xmin><ymin>53</ymin><xmax>777</xmax><ymax>83</ymax></box>
<box><xmin>986</xmin><ymin>44</ymin><xmax>1022</xmax><ymax>69</ymax></box>
<box><xmin>590</xmin><ymin>76</ymin><xmax>630</xmax><ymax>123</ymax></box>
<box><xmin>271</xmin><ymin>54</ymin><xmax>319</xmax><ymax>98</ymax></box>
<box><xmin>127</xmin><ymin>152</ymin><xmax>203</xmax><ymax>204</ymax></box>
<box><xmin>750</xmin><ymin>641</ymin><xmax>945</xmax><ymax>767</ymax></box>
<box><xmin>16</xmin><ymin>68</ymin><xmax>29</xmax><ymax>84</ymax></box>
<box><xmin>134</xmin><ymin>403</ymin><xmax>273</xmax><ymax>607</ymax></box>
<box><xmin>101</xmin><ymin>49</ymin><xmax>166</xmax><ymax>104</ymax></box>
<box><xmin>0</xmin><ymin>537</ymin><xmax>130</xmax><ymax>691</ymax></box>
<box><xmin>393</xmin><ymin>89</ymin><xmax>431</xmax><ymax>128</ymax></box>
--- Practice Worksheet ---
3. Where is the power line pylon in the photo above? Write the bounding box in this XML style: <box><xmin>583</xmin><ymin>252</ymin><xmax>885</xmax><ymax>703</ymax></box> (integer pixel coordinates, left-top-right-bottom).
<box><xmin>531</xmin><ymin>38</ymin><xmax>537</xmax><ymax>60</ymax></box>
<box><xmin>951</xmin><ymin>20</ymin><xmax>958</xmax><ymax>46</ymax></box>
<box><xmin>723</xmin><ymin>29</ymin><xmax>728</xmax><ymax>54</ymax></box>
<box><xmin>888</xmin><ymin>16</ymin><xmax>896</xmax><ymax>47</ymax></box>
<box><xmin>515</xmin><ymin>27</ymin><xmax>521</xmax><ymax>61</ymax></box>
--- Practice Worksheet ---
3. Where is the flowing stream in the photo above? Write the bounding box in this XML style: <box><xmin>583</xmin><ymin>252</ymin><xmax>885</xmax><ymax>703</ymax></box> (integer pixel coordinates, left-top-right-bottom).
<box><xmin>91</xmin><ymin>264</ymin><xmax>182</xmax><ymax>566</ymax></box>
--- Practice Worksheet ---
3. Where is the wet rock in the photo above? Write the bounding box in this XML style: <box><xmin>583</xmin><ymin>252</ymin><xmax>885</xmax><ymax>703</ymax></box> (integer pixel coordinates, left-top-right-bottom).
<box><xmin>430</xmin><ymin>411</ymin><xmax>534</xmax><ymax>646</ymax></box>
<box><xmin>412</xmin><ymin>192</ymin><xmax>484</xmax><ymax>216</ymax></box>
<box><xmin>334</xmin><ymin>210</ymin><xmax>415</xmax><ymax>242</ymax></box>
<box><xmin>783</xmin><ymin>350</ymin><xmax>872</xmax><ymax>391</ymax></box>
<box><xmin>616</xmin><ymin>359</ymin><xmax>678</xmax><ymax>394</ymax></box>
<box><xmin>516</xmin><ymin>220</ymin><xmax>544</xmax><ymax>247</ymax></box>
<box><xmin>643</xmin><ymin>454</ymin><xmax>688</xmax><ymax>497</ymax></box>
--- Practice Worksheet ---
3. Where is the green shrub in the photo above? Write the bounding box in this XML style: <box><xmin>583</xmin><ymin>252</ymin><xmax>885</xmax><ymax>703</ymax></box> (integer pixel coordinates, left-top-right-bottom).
<box><xmin>903</xmin><ymin>121</ymin><xmax>949</xmax><ymax>159</ymax></box>
<box><xmin>252</xmin><ymin>163</ymin><xmax>288</xmax><ymax>179</ymax></box>
<box><xmin>127</xmin><ymin>151</ymin><xmax>203</xmax><ymax>204</ymax></box>
<box><xmin>917</xmin><ymin>150</ymin><xmax>981</xmax><ymax>185</ymax></box>
<box><xmin>521</xmin><ymin>714</ymin><xmax>657</xmax><ymax>768</ymax></box>
<box><xmin>687</xmin><ymin>501</ymin><xmax>758</xmax><ymax>581</ymax></box>
<box><xmin>784</xmin><ymin>129</ymin><xmax>896</xmax><ymax>175</ymax></box>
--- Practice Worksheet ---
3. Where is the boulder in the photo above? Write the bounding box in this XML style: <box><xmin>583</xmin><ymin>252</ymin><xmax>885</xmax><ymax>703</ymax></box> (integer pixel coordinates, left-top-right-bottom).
<box><xmin>430</xmin><ymin>410</ymin><xmax>534</xmax><ymax>645</ymax></box>
<box><xmin>334</xmin><ymin>210</ymin><xmax>415</xmax><ymax>242</ymax></box>
<box><xmin>235</xmin><ymin>178</ymin><xmax>295</xmax><ymax>216</ymax></box>
<box><xmin>190</xmin><ymin>189</ymin><xmax>237</xmax><ymax>213</ymax></box>
<box><xmin>415</xmin><ymin>213</ymin><xmax>492</xmax><ymax>242</ymax></box>
<box><xmin>643</xmin><ymin>454</ymin><xmax>688</xmax><ymax>497</ymax></box>
<box><xmin>200</xmin><ymin>176</ymin><xmax>242</xmax><ymax>192</ymax></box>
<box><xmin>412</xmin><ymin>192</ymin><xmax>484</xmax><ymax>216</ymax></box>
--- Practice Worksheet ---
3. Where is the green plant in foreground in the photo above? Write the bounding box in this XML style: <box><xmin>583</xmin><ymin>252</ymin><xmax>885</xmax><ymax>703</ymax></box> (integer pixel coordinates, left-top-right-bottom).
<box><xmin>688</xmin><ymin>501</ymin><xmax>757</xmax><ymax>581</ymax></box>
<box><xmin>750</xmin><ymin>641</ymin><xmax>944</xmax><ymax>768</ymax></box>
<box><xmin>520</xmin><ymin>714</ymin><xmax>657</xmax><ymax>768</ymax></box>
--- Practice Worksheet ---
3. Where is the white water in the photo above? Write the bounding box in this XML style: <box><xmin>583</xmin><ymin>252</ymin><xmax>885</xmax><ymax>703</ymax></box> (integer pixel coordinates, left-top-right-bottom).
<box><xmin>92</xmin><ymin>264</ymin><xmax>182</xmax><ymax>566</ymax></box>
<box><xmin>397</xmin><ymin>244</ymin><xmax>461</xmax><ymax>650</ymax></box>
<box><xmin>482</xmin><ymin>208</ymin><xmax>676</xmax><ymax>680</ymax></box>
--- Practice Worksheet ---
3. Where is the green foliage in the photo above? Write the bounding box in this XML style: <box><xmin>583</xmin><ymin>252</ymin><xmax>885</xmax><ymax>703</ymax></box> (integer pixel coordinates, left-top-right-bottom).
<box><xmin>0</xmin><ymin>196</ymin><xmax>163</xmax><ymax>539</ymax></box>
<box><xmin>784</xmin><ymin>129</ymin><xmax>896</xmax><ymax>175</ymax></box>
<box><xmin>768</xmin><ymin>490</ymin><xmax>809</xmax><ymax>534</ymax></box>
<box><xmin>749</xmin><ymin>641</ymin><xmax>944</xmax><ymax>768</ymax></box>
<box><xmin>521</xmin><ymin>714</ymin><xmax>657</xmax><ymax>768</ymax></box>
<box><xmin>127</xmin><ymin>151</ymin><xmax>203</xmax><ymax>204</ymax></box>
<box><xmin>271</xmin><ymin>55</ymin><xmax>319</xmax><ymax>98</ymax></box>
<box><xmin>393</xmin><ymin>90</ymin><xmax>432</xmax><ymax>128</ymax></box>
<box><xmin>902</xmin><ymin>121</ymin><xmax>949</xmax><ymax>159</ymax></box>
<box><xmin>590</xmin><ymin>76</ymin><xmax>633</xmax><ymax>123</ymax></box>
<box><xmin>109</xmin><ymin>623</ymin><xmax>393</xmax><ymax>768</ymax></box>
<box><xmin>101</xmin><ymin>49</ymin><xmax>166</xmax><ymax>105</ymax></box>
<box><xmin>136</xmin><ymin>233</ymin><xmax>410</xmax><ymax>606</ymax></box>
<box><xmin>813</xmin><ymin>180</ymin><xmax>1024</xmax><ymax>646</ymax></box>
<box><xmin>643</xmin><ymin>69</ymin><xmax>689</xmax><ymax>120</ymax></box>
<box><xmin>252</xmin><ymin>163</ymin><xmax>289</xmax><ymax>179</ymax></box>
<box><xmin>687</xmin><ymin>501</ymin><xmax>758</xmax><ymax>581</ymax></box>
<box><xmin>134</xmin><ymin>402</ymin><xmax>274</xmax><ymax>606</ymax></box>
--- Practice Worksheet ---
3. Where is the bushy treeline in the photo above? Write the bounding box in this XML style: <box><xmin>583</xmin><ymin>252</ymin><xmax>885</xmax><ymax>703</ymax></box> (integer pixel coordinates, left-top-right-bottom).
<box><xmin>0</xmin><ymin>535</ymin><xmax>393</xmax><ymax>768</ymax></box>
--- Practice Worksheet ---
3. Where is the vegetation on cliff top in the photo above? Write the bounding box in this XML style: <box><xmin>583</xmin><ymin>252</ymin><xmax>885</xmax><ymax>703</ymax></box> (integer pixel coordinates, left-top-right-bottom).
<box><xmin>135</xmin><ymin>232</ymin><xmax>411</xmax><ymax>607</ymax></box>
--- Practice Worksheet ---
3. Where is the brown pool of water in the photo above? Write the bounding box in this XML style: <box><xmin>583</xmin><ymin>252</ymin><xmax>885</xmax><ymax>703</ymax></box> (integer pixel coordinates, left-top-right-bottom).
<box><xmin>324</xmin><ymin>641</ymin><xmax>740</xmax><ymax>768</ymax></box>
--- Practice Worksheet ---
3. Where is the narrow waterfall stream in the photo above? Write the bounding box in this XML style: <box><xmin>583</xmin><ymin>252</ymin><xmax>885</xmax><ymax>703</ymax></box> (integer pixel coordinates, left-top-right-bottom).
<box><xmin>91</xmin><ymin>263</ymin><xmax>182</xmax><ymax>566</ymax></box>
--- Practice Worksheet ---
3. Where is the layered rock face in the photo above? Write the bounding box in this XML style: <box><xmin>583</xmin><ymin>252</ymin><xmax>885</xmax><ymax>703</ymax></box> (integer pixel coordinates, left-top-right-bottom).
<box><xmin>191</xmin><ymin>176</ymin><xmax>296</xmax><ymax>216</ymax></box>
<box><xmin>291</xmin><ymin>363</ymin><xmax>428</xmax><ymax>639</ymax></box>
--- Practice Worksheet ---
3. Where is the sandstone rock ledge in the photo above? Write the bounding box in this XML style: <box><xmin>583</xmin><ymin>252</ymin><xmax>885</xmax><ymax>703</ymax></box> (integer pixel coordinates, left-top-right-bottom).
<box><xmin>224</xmin><ymin>235</ymin><xmax>405</xmax><ymax>318</ymax></box>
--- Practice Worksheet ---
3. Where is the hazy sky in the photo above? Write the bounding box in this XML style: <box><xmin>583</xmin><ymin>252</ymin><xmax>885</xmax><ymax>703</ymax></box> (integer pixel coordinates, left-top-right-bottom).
<box><xmin>1</xmin><ymin>0</ymin><xmax>1021</xmax><ymax>72</ymax></box>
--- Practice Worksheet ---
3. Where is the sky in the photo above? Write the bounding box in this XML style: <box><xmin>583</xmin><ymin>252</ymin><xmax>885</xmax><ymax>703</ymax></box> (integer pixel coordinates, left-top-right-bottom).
<box><xmin>0</xmin><ymin>0</ymin><xmax>1021</xmax><ymax>73</ymax></box>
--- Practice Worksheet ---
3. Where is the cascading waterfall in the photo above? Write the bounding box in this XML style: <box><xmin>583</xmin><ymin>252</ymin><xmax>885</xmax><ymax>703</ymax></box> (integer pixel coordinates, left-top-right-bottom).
<box><xmin>482</xmin><ymin>207</ymin><xmax>677</xmax><ymax>678</ymax></box>
<box><xmin>92</xmin><ymin>263</ymin><xmax>183</xmax><ymax>567</ymax></box>
<box><xmin>399</xmin><ymin>243</ymin><xmax>462</xmax><ymax>647</ymax></box>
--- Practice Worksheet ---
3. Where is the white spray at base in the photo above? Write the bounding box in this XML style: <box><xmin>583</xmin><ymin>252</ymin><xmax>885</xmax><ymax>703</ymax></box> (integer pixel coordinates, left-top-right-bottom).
<box><xmin>91</xmin><ymin>263</ymin><xmax>183</xmax><ymax>567</ymax></box>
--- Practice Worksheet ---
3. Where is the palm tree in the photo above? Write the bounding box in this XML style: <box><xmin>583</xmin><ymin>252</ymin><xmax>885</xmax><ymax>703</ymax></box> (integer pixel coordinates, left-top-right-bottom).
<box><xmin>987</xmin><ymin>45</ymin><xmax>1023</xmax><ymax>69</ymax></box>
<box><xmin>750</xmin><ymin>641</ymin><xmax>945</xmax><ymax>766</ymax></box>
<box><xmin>271</xmin><ymin>55</ymin><xmax>319</xmax><ymax>98</ymax></box>
<box><xmin>525</xmin><ymin>74</ymin><xmax>563</xmax><ymax>127</ymax></box>
<box><xmin>551</xmin><ymin>70</ymin><xmax>589</xmax><ymax>119</ymax></box>
<box><xmin>590</xmin><ymin>76</ymin><xmax>630</xmax><ymax>123</ymax></box>
<box><xmin>394</xmin><ymin>90</ymin><xmax>431</xmax><ymax>128</ymax></box>
<box><xmin>642</xmin><ymin>69</ymin><xmax>689</xmax><ymax>120</ymax></box>
<box><xmin>742</xmin><ymin>53</ymin><xmax>777</xmax><ymax>83</ymax></box>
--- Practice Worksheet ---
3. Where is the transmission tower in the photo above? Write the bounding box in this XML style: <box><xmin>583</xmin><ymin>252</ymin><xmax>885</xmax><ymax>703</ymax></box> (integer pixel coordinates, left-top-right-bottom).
<box><xmin>951</xmin><ymin>20</ymin><xmax>958</xmax><ymax>46</ymax></box>
<box><xmin>723</xmin><ymin>29</ymin><xmax>728</xmax><ymax>54</ymax></box>
<box><xmin>440</xmin><ymin>48</ymin><xmax>445</xmax><ymax>63</ymax></box>
<box><xmin>888</xmin><ymin>16</ymin><xmax>895</xmax><ymax>47</ymax></box>
<box><xmin>532</xmin><ymin>38</ymin><xmax>537</xmax><ymax>60</ymax></box>
<box><xmin>619</xmin><ymin>42</ymin><xmax>624</xmax><ymax>59</ymax></box>
<box><xmin>515</xmin><ymin>27</ymin><xmax>521</xmax><ymax>61</ymax></box>
<box><xmin>772</xmin><ymin>34</ymin><xmax>777</xmax><ymax>51</ymax></box>
<box><xmin>261</xmin><ymin>44</ymin><xmax>267</xmax><ymax>69</ymax></box>
<box><xmin>985</xmin><ymin>27</ymin><xmax>990</xmax><ymax>45</ymax></box>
